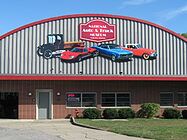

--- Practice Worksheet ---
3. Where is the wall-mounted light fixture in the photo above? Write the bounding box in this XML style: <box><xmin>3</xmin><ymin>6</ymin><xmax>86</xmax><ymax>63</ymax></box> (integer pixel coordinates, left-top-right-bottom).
<box><xmin>28</xmin><ymin>92</ymin><xmax>32</xmax><ymax>96</ymax></box>
<box><xmin>56</xmin><ymin>92</ymin><xmax>61</xmax><ymax>96</ymax></box>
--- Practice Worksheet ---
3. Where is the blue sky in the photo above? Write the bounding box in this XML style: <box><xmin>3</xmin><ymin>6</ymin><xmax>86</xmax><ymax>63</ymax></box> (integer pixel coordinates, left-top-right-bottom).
<box><xmin>0</xmin><ymin>0</ymin><xmax>187</xmax><ymax>35</ymax></box>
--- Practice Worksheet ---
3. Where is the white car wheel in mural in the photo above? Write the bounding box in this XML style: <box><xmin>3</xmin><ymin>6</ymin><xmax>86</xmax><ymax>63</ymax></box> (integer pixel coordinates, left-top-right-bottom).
<box><xmin>142</xmin><ymin>53</ymin><xmax>150</xmax><ymax>60</ymax></box>
<box><xmin>37</xmin><ymin>47</ymin><xmax>43</xmax><ymax>56</ymax></box>
<box><xmin>111</xmin><ymin>55</ymin><xmax>116</xmax><ymax>61</ymax></box>
<box><xmin>78</xmin><ymin>56</ymin><xmax>82</xmax><ymax>62</ymax></box>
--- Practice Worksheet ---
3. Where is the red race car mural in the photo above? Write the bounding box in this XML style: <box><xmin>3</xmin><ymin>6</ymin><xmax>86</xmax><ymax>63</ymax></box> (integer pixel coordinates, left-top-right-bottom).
<box><xmin>123</xmin><ymin>44</ymin><xmax>157</xmax><ymax>60</ymax></box>
<box><xmin>61</xmin><ymin>47</ymin><xmax>98</xmax><ymax>62</ymax></box>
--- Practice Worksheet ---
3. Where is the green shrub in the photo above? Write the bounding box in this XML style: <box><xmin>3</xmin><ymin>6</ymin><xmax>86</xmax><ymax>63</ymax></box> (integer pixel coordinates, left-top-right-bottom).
<box><xmin>82</xmin><ymin>108</ymin><xmax>101</xmax><ymax>119</ymax></box>
<box><xmin>136</xmin><ymin>103</ymin><xmax>160</xmax><ymax>118</ymax></box>
<box><xmin>136</xmin><ymin>109</ymin><xmax>146</xmax><ymax>118</ymax></box>
<box><xmin>163</xmin><ymin>108</ymin><xmax>181</xmax><ymax>119</ymax></box>
<box><xmin>103</xmin><ymin>108</ymin><xmax>118</xmax><ymax>119</ymax></box>
<box><xmin>118</xmin><ymin>108</ymin><xmax>135</xmax><ymax>119</ymax></box>
<box><xmin>182</xmin><ymin>110</ymin><xmax>187</xmax><ymax>119</ymax></box>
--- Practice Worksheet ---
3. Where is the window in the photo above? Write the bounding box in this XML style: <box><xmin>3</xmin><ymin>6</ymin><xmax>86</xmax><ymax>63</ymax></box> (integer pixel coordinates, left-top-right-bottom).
<box><xmin>56</xmin><ymin>35</ymin><xmax>61</xmax><ymax>40</ymax></box>
<box><xmin>67</xmin><ymin>93</ymin><xmax>81</xmax><ymax>107</ymax></box>
<box><xmin>82</xmin><ymin>94</ymin><xmax>96</xmax><ymax>107</ymax></box>
<box><xmin>102</xmin><ymin>94</ymin><xmax>115</xmax><ymax>107</ymax></box>
<box><xmin>71</xmin><ymin>48</ymin><xmax>82</xmax><ymax>52</ymax></box>
<box><xmin>117</xmin><ymin>94</ymin><xmax>130</xmax><ymax>106</ymax></box>
<box><xmin>102</xmin><ymin>92</ymin><xmax>130</xmax><ymax>107</ymax></box>
<box><xmin>177</xmin><ymin>92</ymin><xmax>187</xmax><ymax>106</ymax></box>
<box><xmin>48</xmin><ymin>35</ymin><xmax>56</xmax><ymax>44</ymax></box>
<box><xmin>83</xmin><ymin>48</ymin><xmax>88</xmax><ymax>52</ymax></box>
<box><xmin>66</xmin><ymin>92</ymin><xmax>96</xmax><ymax>107</ymax></box>
<box><xmin>160</xmin><ymin>92</ymin><xmax>173</xmax><ymax>106</ymax></box>
<box><xmin>108</xmin><ymin>44</ymin><xmax>119</xmax><ymax>49</ymax></box>
<box><xmin>100</xmin><ymin>44</ymin><xmax>108</xmax><ymax>49</ymax></box>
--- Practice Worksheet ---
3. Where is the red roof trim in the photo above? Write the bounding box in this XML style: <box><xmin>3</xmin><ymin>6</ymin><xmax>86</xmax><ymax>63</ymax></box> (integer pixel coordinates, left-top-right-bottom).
<box><xmin>0</xmin><ymin>14</ymin><xmax>187</xmax><ymax>42</ymax></box>
<box><xmin>0</xmin><ymin>75</ymin><xmax>187</xmax><ymax>81</ymax></box>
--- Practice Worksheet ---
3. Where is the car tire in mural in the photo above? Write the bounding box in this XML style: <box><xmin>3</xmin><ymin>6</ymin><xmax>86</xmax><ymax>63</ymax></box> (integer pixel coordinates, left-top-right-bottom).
<box><xmin>43</xmin><ymin>49</ymin><xmax>53</xmax><ymax>59</ymax></box>
<box><xmin>92</xmin><ymin>50</ymin><xmax>99</xmax><ymax>57</ymax></box>
<box><xmin>36</xmin><ymin>47</ymin><xmax>43</xmax><ymax>56</ymax></box>
<box><xmin>142</xmin><ymin>53</ymin><xmax>150</xmax><ymax>60</ymax></box>
<box><xmin>111</xmin><ymin>55</ymin><xmax>116</xmax><ymax>61</ymax></box>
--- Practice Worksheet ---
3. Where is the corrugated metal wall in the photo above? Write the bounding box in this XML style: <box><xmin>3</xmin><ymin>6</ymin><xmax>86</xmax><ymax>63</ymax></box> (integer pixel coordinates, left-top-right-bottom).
<box><xmin>0</xmin><ymin>16</ymin><xmax>187</xmax><ymax>76</ymax></box>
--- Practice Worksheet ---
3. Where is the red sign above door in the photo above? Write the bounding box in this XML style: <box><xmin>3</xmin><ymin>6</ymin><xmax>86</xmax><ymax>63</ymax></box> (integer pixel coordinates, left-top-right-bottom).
<box><xmin>79</xmin><ymin>19</ymin><xmax>116</xmax><ymax>43</ymax></box>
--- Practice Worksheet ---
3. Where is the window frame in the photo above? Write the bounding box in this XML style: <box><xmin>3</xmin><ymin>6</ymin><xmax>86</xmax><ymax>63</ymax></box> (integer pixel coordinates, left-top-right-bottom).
<box><xmin>66</xmin><ymin>92</ymin><xmax>97</xmax><ymax>108</ymax></box>
<box><xmin>101</xmin><ymin>92</ymin><xmax>131</xmax><ymax>108</ymax></box>
<box><xmin>160</xmin><ymin>92</ymin><xmax>174</xmax><ymax>108</ymax></box>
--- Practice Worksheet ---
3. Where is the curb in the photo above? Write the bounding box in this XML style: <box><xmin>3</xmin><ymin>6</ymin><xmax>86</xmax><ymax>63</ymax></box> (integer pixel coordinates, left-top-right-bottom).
<box><xmin>70</xmin><ymin>117</ymin><xmax>104</xmax><ymax>131</ymax></box>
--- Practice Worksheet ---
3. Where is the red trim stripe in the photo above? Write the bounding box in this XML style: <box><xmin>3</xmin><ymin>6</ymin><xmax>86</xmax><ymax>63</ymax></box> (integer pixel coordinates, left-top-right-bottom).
<box><xmin>0</xmin><ymin>14</ymin><xmax>187</xmax><ymax>42</ymax></box>
<box><xmin>0</xmin><ymin>75</ymin><xmax>187</xmax><ymax>81</ymax></box>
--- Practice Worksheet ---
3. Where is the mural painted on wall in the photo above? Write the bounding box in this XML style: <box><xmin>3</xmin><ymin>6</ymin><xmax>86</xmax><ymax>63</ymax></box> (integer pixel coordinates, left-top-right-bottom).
<box><xmin>37</xmin><ymin>19</ymin><xmax>157</xmax><ymax>62</ymax></box>
<box><xmin>37</xmin><ymin>34</ymin><xmax>85</xmax><ymax>59</ymax></box>
<box><xmin>123</xmin><ymin>44</ymin><xmax>157</xmax><ymax>60</ymax></box>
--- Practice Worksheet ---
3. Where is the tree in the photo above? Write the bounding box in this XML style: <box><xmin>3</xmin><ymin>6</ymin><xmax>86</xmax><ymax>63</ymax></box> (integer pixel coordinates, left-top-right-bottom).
<box><xmin>181</xmin><ymin>33</ymin><xmax>187</xmax><ymax>38</ymax></box>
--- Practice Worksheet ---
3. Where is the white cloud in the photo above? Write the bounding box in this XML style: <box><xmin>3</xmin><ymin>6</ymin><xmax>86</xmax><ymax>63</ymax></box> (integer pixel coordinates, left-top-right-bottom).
<box><xmin>122</xmin><ymin>0</ymin><xmax>155</xmax><ymax>6</ymax></box>
<box><xmin>164</xmin><ymin>5</ymin><xmax>187</xmax><ymax>20</ymax></box>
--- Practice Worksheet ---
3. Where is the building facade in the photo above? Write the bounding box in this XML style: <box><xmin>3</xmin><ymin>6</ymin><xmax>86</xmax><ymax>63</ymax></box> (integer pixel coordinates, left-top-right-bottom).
<box><xmin>0</xmin><ymin>14</ymin><xmax>187</xmax><ymax>119</ymax></box>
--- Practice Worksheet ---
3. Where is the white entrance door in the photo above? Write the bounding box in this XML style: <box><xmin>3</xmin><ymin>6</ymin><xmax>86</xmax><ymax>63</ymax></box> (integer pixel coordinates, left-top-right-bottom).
<box><xmin>36</xmin><ymin>89</ymin><xmax>53</xmax><ymax>119</ymax></box>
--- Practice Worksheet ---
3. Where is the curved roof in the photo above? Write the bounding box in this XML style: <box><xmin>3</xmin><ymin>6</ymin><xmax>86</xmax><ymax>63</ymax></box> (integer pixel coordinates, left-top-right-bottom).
<box><xmin>0</xmin><ymin>14</ymin><xmax>187</xmax><ymax>42</ymax></box>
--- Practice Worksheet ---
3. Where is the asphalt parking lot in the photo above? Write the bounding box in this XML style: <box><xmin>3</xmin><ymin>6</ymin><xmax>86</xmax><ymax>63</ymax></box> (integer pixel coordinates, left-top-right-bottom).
<box><xmin>0</xmin><ymin>119</ymin><xmax>149</xmax><ymax>140</ymax></box>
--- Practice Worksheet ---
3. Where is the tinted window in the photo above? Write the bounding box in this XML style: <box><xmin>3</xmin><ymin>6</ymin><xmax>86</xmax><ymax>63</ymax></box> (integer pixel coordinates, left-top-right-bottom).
<box><xmin>82</xmin><ymin>94</ymin><xmax>96</xmax><ymax>107</ymax></box>
<box><xmin>117</xmin><ymin>94</ymin><xmax>130</xmax><ymax>106</ymax></box>
<box><xmin>100</xmin><ymin>45</ymin><xmax>108</xmax><ymax>49</ymax></box>
<box><xmin>102</xmin><ymin>92</ymin><xmax>130</xmax><ymax>107</ymax></box>
<box><xmin>102</xmin><ymin>93</ymin><xmax>115</xmax><ymax>107</ymax></box>
<box><xmin>83</xmin><ymin>48</ymin><xmax>88</xmax><ymax>52</ymax></box>
<box><xmin>108</xmin><ymin>44</ymin><xmax>120</xmax><ymax>49</ymax></box>
<box><xmin>160</xmin><ymin>92</ymin><xmax>173</xmax><ymax>106</ymax></box>
<box><xmin>67</xmin><ymin>93</ymin><xmax>81</xmax><ymax>107</ymax></box>
<box><xmin>66</xmin><ymin>92</ymin><xmax>96</xmax><ymax>107</ymax></box>
<box><xmin>177</xmin><ymin>92</ymin><xmax>187</xmax><ymax>106</ymax></box>
<box><xmin>71</xmin><ymin>48</ymin><xmax>83</xmax><ymax>52</ymax></box>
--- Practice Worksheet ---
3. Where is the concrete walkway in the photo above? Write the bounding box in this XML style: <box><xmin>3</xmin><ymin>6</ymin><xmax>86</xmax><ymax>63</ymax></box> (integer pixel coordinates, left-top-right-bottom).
<box><xmin>0</xmin><ymin>119</ymin><xmax>149</xmax><ymax>140</ymax></box>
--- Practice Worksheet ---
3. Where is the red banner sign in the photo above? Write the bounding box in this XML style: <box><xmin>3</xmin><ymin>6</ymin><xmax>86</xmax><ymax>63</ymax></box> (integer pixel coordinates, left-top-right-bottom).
<box><xmin>79</xmin><ymin>19</ymin><xmax>116</xmax><ymax>42</ymax></box>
